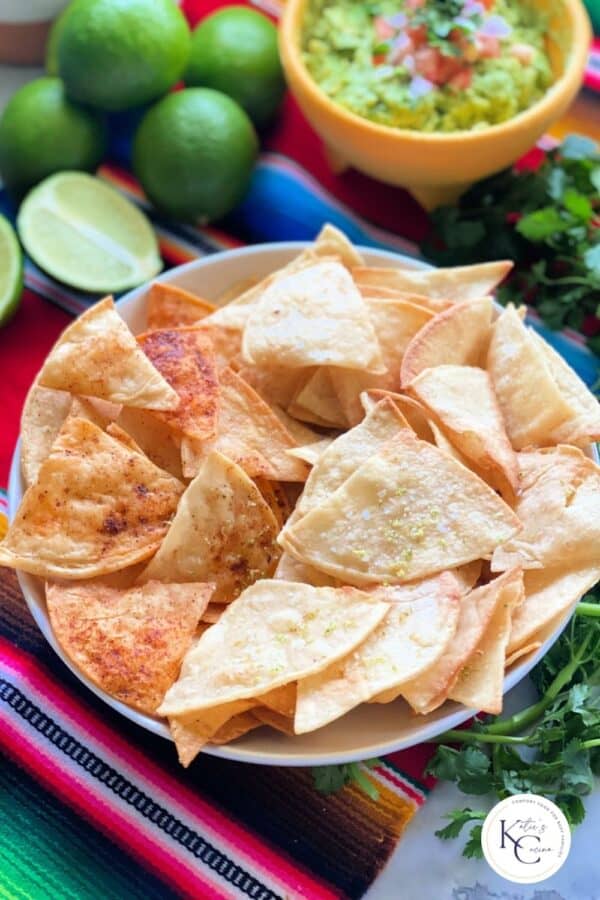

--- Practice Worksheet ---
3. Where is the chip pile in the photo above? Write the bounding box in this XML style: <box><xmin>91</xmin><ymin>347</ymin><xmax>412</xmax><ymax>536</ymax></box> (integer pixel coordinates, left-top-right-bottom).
<box><xmin>3</xmin><ymin>223</ymin><xmax>600</xmax><ymax>767</ymax></box>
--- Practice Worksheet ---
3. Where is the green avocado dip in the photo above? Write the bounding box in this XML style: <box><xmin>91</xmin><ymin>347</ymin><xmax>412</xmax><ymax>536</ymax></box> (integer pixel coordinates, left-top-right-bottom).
<box><xmin>302</xmin><ymin>0</ymin><xmax>553</xmax><ymax>132</ymax></box>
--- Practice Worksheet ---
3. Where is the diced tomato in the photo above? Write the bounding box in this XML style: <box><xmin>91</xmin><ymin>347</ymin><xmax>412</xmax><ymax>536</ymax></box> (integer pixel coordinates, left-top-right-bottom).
<box><xmin>510</xmin><ymin>42</ymin><xmax>535</xmax><ymax>65</ymax></box>
<box><xmin>448</xmin><ymin>67</ymin><xmax>473</xmax><ymax>91</ymax></box>
<box><xmin>406</xmin><ymin>24</ymin><xmax>427</xmax><ymax>47</ymax></box>
<box><xmin>475</xmin><ymin>35</ymin><xmax>500</xmax><ymax>58</ymax></box>
<box><xmin>374</xmin><ymin>16</ymin><xmax>395</xmax><ymax>40</ymax></box>
<box><xmin>415</xmin><ymin>46</ymin><xmax>463</xmax><ymax>85</ymax></box>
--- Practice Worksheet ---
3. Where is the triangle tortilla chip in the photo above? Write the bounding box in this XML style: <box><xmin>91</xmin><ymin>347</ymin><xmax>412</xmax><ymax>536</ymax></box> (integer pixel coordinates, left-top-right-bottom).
<box><xmin>242</xmin><ymin>260</ymin><xmax>385</xmax><ymax>374</ymax></box>
<box><xmin>147</xmin><ymin>282</ymin><xmax>215</xmax><ymax>329</ymax></box>
<box><xmin>408</xmin><ymin>365</ymin><xmax>519</xmax><ymax>500</ymax></box>
<box><xmin>281</xmin><ymin>429</ymin><xmax>520</xmax><ymax>586</ymax></box>
<box><xmin>46</xmin><ymin>580</ymin><xmax>212</xmax><ymax>715</ymax></box>
<box><xmin>37</xmin><ymin>297</ymin><xmax>179</xmax><ymax>410</ymax></box>
<box><xmin>351</xmin><ymin>260</ymin><xmax>511</xmax><ymax>302</ymax></box>
<box><xmin>0</xmin><ymin>417</ymin><xmax>184</xmax><ymax>579</ymax></box>
<box><xmin>492</xmin><ymin>447</ymin><xmax>600</xmax><ymax>572</ymax></box>
<box><xmin>487</xmin><ymin>305</ymin><xmax>575</xmax><ymax>449</ymax></box>
<box><xmin>400</xmin><ymin>297</ymin><xmax>493</xmax><ymax>386</ymax></box>
<box><xmin>295</xmin><ymin>571</ymin><xmax>462</xmax><ymax>733</ymax></box>
<box><xmin>288</xmin><ymin>368</ymin><xmax>349</xmax><ymax>428</ymax></box>
<box><xmin>140</xmin><ymin>451</ymin><xmax>280</xmax><ymax>603</ymax></box>
<box><xmin>158</xmin><ymin>579</ymin><xmax>389</xmax><ymax>716</ymax></box>
<box><xmin>137</xmin><ymin>327</ymin><xmax>219</xmax><ymax>443</ymax></box>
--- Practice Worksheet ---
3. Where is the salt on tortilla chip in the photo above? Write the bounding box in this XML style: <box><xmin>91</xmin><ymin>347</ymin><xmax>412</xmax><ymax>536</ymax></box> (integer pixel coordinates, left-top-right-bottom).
<box><xmin>359</xmin><ymin>391</ymin><xmax>435</xmax><ymax>442</ymax></box>
<box><xmin>282</xmin><ymin>429</ymin><xmax>520</xmax><ymax>586</ymax></box>
<box><xmin>400</xmin><ymin>296</ymin><xmax>493</xmax><ymax>386</ymax></box>
<box><xmin>286</xmin><ymin>438</ymin><xmax>335</xmax><ymax>467</ymax></box>
<box><xmin>0</xmin><ymin>417</ymin><xmax>184</xmax><ymax>579</ymax></box>
<box><xmin>137</xmin><ymin>327</ymin><xmax>219</xmax><ymax>444</ymax></box>
<box><xmin>448</xmin><ymin>571</ymin><xmax>523</xmax><ymax>715</ymax></box>
<box><xmin>181</xmin><ymin>368</ymin><xmax>309</xmax><ymax>481</ymax></box>
<box><xmin>508</xmin><ymin>565</ymin><xmax>600</xmax><ymax>655</ymax></box>
<box><xmin>147</xmin><ymin>282</ymin><xmax>215</xmax><ymax>329</ymax></box>
<box><xmin>20</xmin><ymin>385</ymin><xmax>73</xmax><ymax>487</ymax></box>
<box><xmin>329</xmin><ymin>298</ymin><xmax>433</xmax><ymax>425</ymax></box>
<box><xmin>254</xmin><ymin>477</ymin><xmax>292</xmax><ymax>528</ymax></box>
<box><xmin>487</xmin><ymin>305</ymin><xmax>575</xmax><ymax>449</ymax></box>
<box><xmin>399</xmin><ymin>568</ymin><xmax>523</xmax><ymax>714</ymax></box>
<box><xmin>235</xmin><ymin>364</ymin><xmax>308</xmax><ymax>410</ymax></box>
<box><xmin>242</xmin><ymin>260</ymin><xmax>385</xmax><ymax>374</ymax></box>
<box><xmin>351</xmin><ymin>260</ymin><xmax>511</xmax><ymax>303</ymax></box>
<box><xmin>169</xmin><ymin>698</ymin><xmax>256</xmax><ymax>766</ymax></box>
<box><xmin>295</xmin><ymin>571</ymin><xmax>462</xmax><ymax>733</ymax></box>
<box><xmin>140</xmin><ymin>451</ymin><xmax>280</xmax><ymax>602</ymax></box>
<box><xmin>492</xmin><ymin>447</ymin><xmax>600</xmax><ymax>572</ymax></box>
<box><xmin>288</xmin><ymin>368</ymin><xmax>349</xmax><ymax>428</ymax></box>
<box><xmin>158</xmin><ymin>580</ymin><xmax>390</xmax><ymax>716</ymax></box>
<box><xmin>274</xmin><ymin>551</ymin><xmax>337</xmax><ymax>587</ymax></box>
<box><xmin>113</xmin><ymin>407</ymin><xmax>183</xmax><ymax>480</ymax></box>
<box><xmin>408</xmin><ymin>365</ymin><xmax>519</xmax><ymax>500</ymax></box>
<box><xmin>37</xmin><ymin>297</ymin><xmax>179</xmax><ymax>410</ymax></box>
<box><xmin>46</xmin><ymin>580</ymin><xmax>212</xmax><ymax>714</ymax></box>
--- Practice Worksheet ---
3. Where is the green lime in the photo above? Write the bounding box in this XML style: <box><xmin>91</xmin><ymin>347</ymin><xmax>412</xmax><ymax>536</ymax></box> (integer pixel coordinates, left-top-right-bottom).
<box><xmin>17</xmin><ymin>172</ymin><xmax>162</xmax><ymax>293</ymax></box>
<box><xmin>133</xmin><ymin>88</ymin><xmax>258</xmax><ymax>223</ymax></box>
<box><xmin>0</xmin><ymin>77</ymin><xmax>106</xmax><ymax>196</ymax></box>
<box><xmin>0</xmin><ymin>215</ymin><xmax>23</xmax><ymax>326</ymax></box>
<box><xmin>57</xmin><ymin>0</ymin><xmax>190</xmax><ymax>112</ymax></box>
<box><xmin>186</xmin><ymin>6</ymin><xmax>284</xmax><ymax>128</ymax></box>
<box><xmin>46</xmin><ymin>3</ymin><xmax>72</xmax><ymax>76</ymax></box>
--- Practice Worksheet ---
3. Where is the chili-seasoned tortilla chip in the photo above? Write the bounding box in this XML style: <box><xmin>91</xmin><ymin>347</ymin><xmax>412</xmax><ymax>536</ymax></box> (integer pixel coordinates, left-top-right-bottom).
<box><xmin>282</xmin><ymin>429</ymin><xmax>520</xmax><ymax>586</ymax></box>
<box><xmin>508</xmin><ymin>566</ymin><xmax>600</xmax><ymax>655</ymax></box>
<box><xmin>158</xmin><ymin>580</ymin><xmax>390</xmax><ymax>716</ymax></box>
<box><xmin>352</xmin><ymin>260</ymin><xmax>511</xmax><ymax>302</ymax></box>
<box><xmin>0</xmin><ymin>417</ymin><xmax>184</xmax><ymax>579</ymax></box>
<box><xmin>181</xmin><ymin>368</ymin><xmax>309</xmax><ymax>482</ymax></box>
<box><xmin>487</xmin><ymin>305</ymin><xmax>575</xmax><ymax>449</ymax></box>
<box><xmin>147</xmin><ymin>282</ymin><xmax>215</xmax><ymax>329</ymax></box>
<box><xmin>492</xmin><ymin>447</ymin><xmax>600</xmax><ymax>572</ymax></box>
<box><xmin>359</xmin><ymin>391</ymin><xmax>435</xmax><ymax>442</ymax></box>
<box><xmin>295</xmin><ymin>571</ymin><xmax>462</xmax><ymax>733</ymax></box>
<box><xmin>329</xmin><ymin>298</ymin><xmax>432</xmax><ymax>425</ymax></box>
<box><xmin>242</xmin><ymin>260</ymin><xmax>385</xmax><ymax>374</ymax></box>
<box><xmin>400</xmin><ymin>297</ymin><xmax>493</xmax><ymax>386</ymax></box>
<box><xmin>140</xmin><ymin>451</ymin><xmax>280</xmax><ymax>603</ymax></box>
<box><xmin>137</xmin><ymin>327</ymin><xmax>219</xmax><ymax>444</ymax></box>
<box><xmin>37</xmin><ymin>297</ymin><xmax>179</xmax><ymax>410</ymax></box>
<box><xmin>113</xmin><ymin>407</ymin><xmax>183</xmax><ymax>480</ymax></box>
<box><xmin>399</xmin><ymin>568</ymin><xmax>523</xmax><ymax>714</ymax></box>
<box><xmin>46</xmin><ymin>580</ymin><xmax>212</xmax><ymax>715</ymax></box>
<box><xmin>274</xmin><ymin>551</ymin><xmax>337</xmax><ymax>587</ymax></box>
<box><xmin>448</xmin><ymin>571</ymin><xmax>523</xmax><ymax>715</ymax></box>
<box><xmin>408</xmin><ymin>365</ymin><xmax>519</xmax><ymax>500</ymax></box>
<box><xmin>21</xmin><ymin>384</ymin><xmax>73</xmax><ymax>487</ymax></box>
<box><xmin>288</xmin><ymin>368</ymin><xmax>349</xmax><ymax>428</ymax></box>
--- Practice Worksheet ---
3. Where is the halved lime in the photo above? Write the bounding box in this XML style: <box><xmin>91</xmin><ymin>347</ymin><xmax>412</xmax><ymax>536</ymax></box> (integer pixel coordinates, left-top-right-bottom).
<box><xmin>0</xmin><ymin>214</ymin><xmax>23</xmax><ymax>325</ymax></box>
<box><xmin>17</xmin><ymin>172</ymin><xmax>162</xmax><ymax>293</ymax></box>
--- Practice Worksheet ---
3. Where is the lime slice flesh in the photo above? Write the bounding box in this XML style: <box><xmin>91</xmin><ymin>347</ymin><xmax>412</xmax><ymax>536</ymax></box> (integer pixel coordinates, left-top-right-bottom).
<box><xmin>17</xmin><ymin>172</ymin><xmax>162</xmax><ymax>293</ymax></box>
<box><xmin>0</xmin><ymin>214</ymin><xmax>23</xmax><ymax>325</ymax></box>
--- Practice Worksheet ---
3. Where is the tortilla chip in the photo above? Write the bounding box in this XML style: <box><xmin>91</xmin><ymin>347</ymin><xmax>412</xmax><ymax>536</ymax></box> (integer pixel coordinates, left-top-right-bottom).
<box><xmin>492</xmin><ymin>446</ymin><xmax>600</xmax><ymax>572</ymax></box>
<box><xmin>487</xmin><ymin>305</ymin><xmax>575</xmax><ymax>449</ymax></box>
<box><xmin>112</xmin><ymin>407</ymin><xmax>184</xmax><ymax>480</ymax></box>
<box><xmin>181</xmin><ymin>368</ymin><xmax>309</xmax><ymax>482</ymax></box>
<box><xmin>252</xmin><ymin>707</ymin><xmax>295</xmax><ymax>735</ymax></box>
<box><xmin>274</xmin><ymin>551</ymin><xmax>337</xmax><ymax>587</ymax></box>
<box><xmin>242</xmin><ymin>260</ymin><xmax>385</xmax><ymax>374</ymax></box>
<box><xmin>408</xmin><ymin>365</ymin><xmax>519</xmax><ymax>500</ymax></box>
<box><xmin>21</xmin><ymin>384</ymin><xmax>73</xmax><ymax>487</ymax></box>
<box><xmin>158</xmin><ymin>580</ymin><xmax>390</xmax><ymax>716</ymax></box>
<box><xmin>147</xmin><ymin>282</ymin><xmax>215</xmax><ymax>329</ymax></box>
<box><xmin>140</xmin><ymin>451</ymin><xmax>280</xmax><ymax>602</ymax></box>
<box><xmin>352</xmin><ymin>260</ymin><xmax>511</xmax><ymax>303</ymax></box>
<box><xmin>508</xmin><ymin>566</ymin><xmax>600</xmax><ymax>654</ymax></box>
<box><xmin>282</xmin><ymin>429</ymin><xmax>520</xmax><ymax>586</ymax></box>
<box><xmin>286</xmin><ymin>438</ymin><xmax>335</xmax><ymax>467</ymax></box>
<box><xmin>46</xmin><ymin>580</ymin><xmax>212</xmax><ymax>714</ymax></box>
<box><xmin>37</xmin><ymin>297</ymin><xmax>179</xmax><ymax>410</ymax></box>
<box><xmin>169</xmin><ymin>698</ymin><xmax>255</xmax><ymax>766</ymax></box>
<box><xmin>254</xmin><ymin>477</ymin><xmax>292</xmax><ymax>528</ymax></box>
<box><xmin>448</xmin><ymin>571</ymin><xmax>523</xmax><ymax>715</ymax></box>
<box><xmin>137</xmin><ymin>327</ymin><xmax>219</xmax><ymax>444</ymax></box>
<box><xmin>400</xmin><ymin>297</ymin><xmax>493</xmax><ymax>386</ymax></box>
<box><xmin>359</xmin><ymin>391</ymin><xmax>435</xmax><ymax>441</ymax></box>
<box><xmin>399</xmin><ymin>568</ymin><xmax>523</xmax><ymax>714</ymax></box>
<box><xmin>329</xmin><ymin>298</ymin><xmax>433</xmax><ymax>424</ymax></box>
<box><xmin>295</xmin><ymin>571</ymin><xmax>462</xmax><ymax>733</ymax></box>
<box><xmin>0</xmin><ymin>417</ymin><xmax>184</xmax><ymax>579</ymax></box>
<box><xmin>288</xmin><ymin>368</ymin><xmax>349</xmax><ymax>428</ymax></box>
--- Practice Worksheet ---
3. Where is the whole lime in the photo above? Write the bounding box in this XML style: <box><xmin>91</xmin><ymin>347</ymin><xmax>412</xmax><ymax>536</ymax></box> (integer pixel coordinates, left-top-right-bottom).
<box><xmin>186</xmin><ymin>6</ymin><xmax>285</xmax><ymax>128</ymax></box>
<box><xmin>133</xmin><ymin>88</ymin><xmax>258</xmax><ymax>223</ymax></box>
<box><xmin>0</xmin><ymin>77</ymin><xmax>106</xmax><ymax>195</ymax></box>
<box><xmin>57</xmin><ymin>0</ymin><xmax>190</xmax><ymax>112</ymax></box>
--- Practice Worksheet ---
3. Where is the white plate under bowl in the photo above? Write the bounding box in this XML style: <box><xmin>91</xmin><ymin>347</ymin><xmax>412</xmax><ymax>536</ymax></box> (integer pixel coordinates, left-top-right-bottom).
<box><xmin>8</xmin><ymin>242</ymin><xmax>595</xmax><ymax>766</ymax></box>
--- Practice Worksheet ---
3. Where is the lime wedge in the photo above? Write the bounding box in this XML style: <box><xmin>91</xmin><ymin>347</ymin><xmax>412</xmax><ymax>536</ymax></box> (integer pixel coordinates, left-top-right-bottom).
<box><xmin>0</xmin><ymin>214</ymin><xmax>23</xmax><ymax>326</ymax></box>
<box><xmin>17</xmin><ymin>172</ymin><xmax>162</xmax><ymax>293</ymax></box>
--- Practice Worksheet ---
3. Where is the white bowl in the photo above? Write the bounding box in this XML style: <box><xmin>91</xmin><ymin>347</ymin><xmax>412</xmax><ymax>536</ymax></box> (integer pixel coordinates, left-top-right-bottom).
<box><xmin>8</xmin><ymin>242</ymin><xmax>592</xmax><ymax>766</ymax></box>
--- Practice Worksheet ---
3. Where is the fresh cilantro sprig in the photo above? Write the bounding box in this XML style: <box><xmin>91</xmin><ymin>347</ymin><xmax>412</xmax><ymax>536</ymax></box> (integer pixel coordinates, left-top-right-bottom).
<box><xmin>421</xmin><ymin>134</ymin><xmax>600</xmax><ymax>354</ymax></box>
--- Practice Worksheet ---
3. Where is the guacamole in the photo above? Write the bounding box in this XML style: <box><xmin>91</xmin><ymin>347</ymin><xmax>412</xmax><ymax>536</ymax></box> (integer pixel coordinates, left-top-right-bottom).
<box><xmin>302</xmin><ymin>0</ymin><xmax>553</xmax><ymax>132</ymax></box>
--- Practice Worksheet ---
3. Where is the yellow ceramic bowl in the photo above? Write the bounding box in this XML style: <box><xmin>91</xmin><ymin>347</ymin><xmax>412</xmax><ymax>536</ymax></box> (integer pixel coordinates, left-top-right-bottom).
<box><xmin>279</xmin><ymin>0</ymin><xmax>592</xmax><ymax>209</ymax></box>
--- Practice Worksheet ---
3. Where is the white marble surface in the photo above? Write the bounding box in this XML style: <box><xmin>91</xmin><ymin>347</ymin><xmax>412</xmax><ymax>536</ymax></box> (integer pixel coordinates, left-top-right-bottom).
<box><xmin>1</xmin><ymin>61</ymin><xmax>599</xmax><ymax>900</ymax></box>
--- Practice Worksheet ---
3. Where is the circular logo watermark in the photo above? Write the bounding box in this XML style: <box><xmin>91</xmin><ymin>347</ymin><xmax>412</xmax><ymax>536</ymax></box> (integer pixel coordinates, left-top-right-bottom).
<box><xmin>481</xmin><ymin>794</ymin><xmax>571</xmax><ymax>884</ymax></box>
